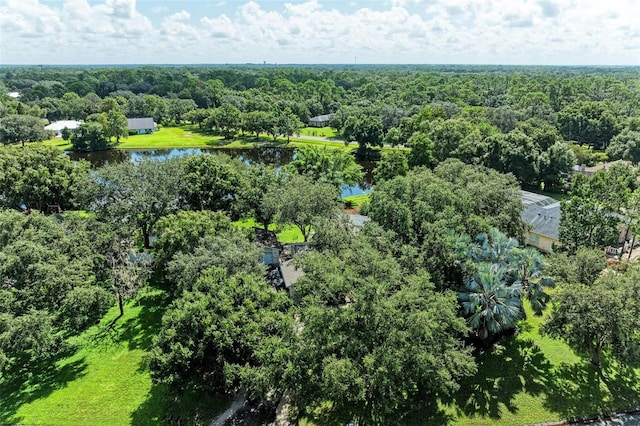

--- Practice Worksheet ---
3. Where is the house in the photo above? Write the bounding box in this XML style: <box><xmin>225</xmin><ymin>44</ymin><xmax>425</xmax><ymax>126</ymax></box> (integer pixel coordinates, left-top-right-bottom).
<box><xmin>520</xmin><ymin>190</ymin><xmax>561</xmax><ymax>253</ymax></box>
<box><xmin>127</xmin><ymin>117</ymin><xmax>157</xmax><ymax>134</ymax></box>
<box><xmin>308</xmin><ymin>114</ymin><xmax>332</xmax><ymax>127</ymax></box>
<box><xmin>7</xmin><ymin>92</ymin><xmax>20</xmax><ymax>99</ymax></box>
<box><xmin>573</xmin><ymin>160</ymin><xmax>628</xmax><ymax>177</ymax></box>
<box><xmin>44</xmin><ymin>120</ymin><xmax>82</xmax><ymax>137</ymax></box>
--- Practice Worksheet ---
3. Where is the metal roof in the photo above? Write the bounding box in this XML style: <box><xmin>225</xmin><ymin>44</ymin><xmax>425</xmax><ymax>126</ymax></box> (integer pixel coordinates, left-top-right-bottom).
<box><xmin>520</xmin><ymin>190</ymin><xmax>561</xmax><ymax>239</ymax></box>
<box><xmin>127</xmin><ymin>117</ymin><xmax>156</xmax><ymax>130</ymax></box>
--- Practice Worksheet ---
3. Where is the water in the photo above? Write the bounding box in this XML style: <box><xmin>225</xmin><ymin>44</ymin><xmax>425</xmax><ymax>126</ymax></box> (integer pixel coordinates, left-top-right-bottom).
<box><xmin>68</xmin><ymin>147</ymin><xmax>373</xmax><ymax>198</ymax></box>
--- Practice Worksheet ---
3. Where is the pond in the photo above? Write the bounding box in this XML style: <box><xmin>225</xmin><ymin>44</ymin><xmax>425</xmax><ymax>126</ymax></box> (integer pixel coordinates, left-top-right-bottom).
<box><xmin>68</xmin><ymin>147</ymin><xmax>374</xmax><ymax>198</ymax></box>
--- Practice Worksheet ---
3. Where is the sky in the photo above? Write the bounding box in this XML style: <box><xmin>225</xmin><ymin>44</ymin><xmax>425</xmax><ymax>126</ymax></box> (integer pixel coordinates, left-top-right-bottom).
<box><xmin>0</xmin><ymin>0</ymin><xmax>638</xmax><ymax>65</ymax></box>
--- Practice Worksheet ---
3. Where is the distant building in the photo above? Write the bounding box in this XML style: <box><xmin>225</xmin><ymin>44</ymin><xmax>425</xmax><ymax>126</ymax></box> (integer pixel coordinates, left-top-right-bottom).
<box><xmin>44</xmin><ymin>120</ymin><xmax>82</xmax><ymax>137</ymax></box>
<box><xmin>7</xmin><ymin>92</ymin><xmax>20</xmax><ymax>99</ymax></box>
<box><xmin>127</xmin><ymin>117</ymin><xmax>157</xmax><ymax>134</ymax></box>
<box><xmin>308</xmin><ymin>114</ymin><xmax>333</xmax><ymax>127</ymax></box>
<box><xmin>573</xmin><ymin>160</ymin><xmax>629</xmax><ymax>177</ymax></box>
<box><xmin>520</xmin><ymin>190</ymin><xmax>561</xmax><ymax>253</ymax></box>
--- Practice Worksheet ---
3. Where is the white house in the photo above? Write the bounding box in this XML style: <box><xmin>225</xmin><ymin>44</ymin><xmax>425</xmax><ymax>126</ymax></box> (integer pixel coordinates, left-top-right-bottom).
<box><xmin>44</xmin><ymin>120</ymin><xmax>82</xmax><ymax>137</ymax></box>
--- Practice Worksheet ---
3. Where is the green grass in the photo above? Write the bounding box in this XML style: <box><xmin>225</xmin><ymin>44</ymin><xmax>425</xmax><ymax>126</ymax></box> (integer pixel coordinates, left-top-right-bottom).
<box><xmin>445</xmin><ymin>302</ymin><xmax>640</xmax><ymax>426</ymax></box>
<box><xmin>0</xmin><ymin>290</ymin><xmax>228</xmax><ymax>426</ymax></box>
<box><xmin>342</xmin><ymin>193</ymin><xmax>370</xmax><ymax>207</ymax></box>
<box><xmin>234</xmin><ymin>218</ymin><xmax>305</xmax><ymax>244</ymax></box>
<box><xmin>299</xmin><ymin>127</ymin><xmax>338</xmax><ymax>138</ymax></box>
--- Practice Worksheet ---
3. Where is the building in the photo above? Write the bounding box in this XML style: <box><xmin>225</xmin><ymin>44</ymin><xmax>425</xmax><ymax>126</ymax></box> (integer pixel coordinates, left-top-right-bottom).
<box><xmin>44</xmin><ymin>120</ymin><xmax>82</xmax><ymax>137</ymax></box>
<box><xmin>308</xmin><ymin>114</ymin><xmax>332</xmax><ymax>127</ymax></box>
<box><xmin>573</xmin><ymin>160</ymin><xmax>628</xmax><ymax>177</ymax></box>
<box><xmin>7</xmin><ymin>92</ymin><xmax>20</xmax><ymax>99</ymax></box>
<box><xmin>127</xmin><ymin>117</ymin><xmax>157</xmax><ymax>134</ymax></box>
<box><xmin>520</xmin><ymin>190</ymin><xmax>561</xmax><ymax>253</ymax></box>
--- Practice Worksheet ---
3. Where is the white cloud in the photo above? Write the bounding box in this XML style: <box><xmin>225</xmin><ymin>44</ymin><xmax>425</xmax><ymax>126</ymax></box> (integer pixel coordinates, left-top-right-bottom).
<box><xmin>0</xmin><ymin>0</ymin><xmax>637</xmax><ymax>64</ymax></box>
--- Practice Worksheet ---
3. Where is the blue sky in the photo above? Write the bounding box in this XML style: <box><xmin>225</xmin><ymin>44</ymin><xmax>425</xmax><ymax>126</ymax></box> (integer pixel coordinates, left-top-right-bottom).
<box><xmin>1</xmin><ymin>0</ymin><xmax>639</xmax><ymax>65</ymax></box>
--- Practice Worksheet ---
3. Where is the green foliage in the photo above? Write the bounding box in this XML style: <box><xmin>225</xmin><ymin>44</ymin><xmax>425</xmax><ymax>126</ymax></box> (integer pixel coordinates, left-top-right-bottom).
<box><xmin>149</xmin><ymin>268</ymin><xmax>293</xmax><ymax>394</ymax></box>
<box><xmin>70</xmin><ymin>121</ymin><xmax>113</xmax><ymax>152</ymax></box>
<box><xmin>288</xmin><ymin>231</ymin><xmax>476</xmax><ymax>423</ymax></box>
<box><xmin>165</xmin><ymin>230</ymin><xmax>264</xmax><ymax>296</ymax></box>
<box><xmin>368</xmin><ymin>160</ymin><xmax>526</xmax><ymax>288</ymax></box>
<box><xmin>89</xmin><ymin>158</ymin><xmax>185</xmax><ymax>248</ymax></box>
<box><xmin>544</xmin><ymin>268</ymin><xmax>640</xmax><ymax>366</ymax></box>
<box><xmin>288</xmin><ymin>145</ymin><xmax>364</xmax><ymax>188</ymax></box>
<box><xmin>557</xmin><ymin>101</ymin><xmax>619</xmax><ymax>149</ymax></box>
<box><xmin>606</xmin><ymin>129</ymin><xmax>640</xmax><ymax>165</ymax></box>
<box><xmin>545</xmin><ymin>248</ymin><xmax>607</xmax><ymax>286</ymax></box>
<box><xmin>0</xmin><ymin>144</ymin><xmax>89</xmax><ymax>211</ymax></box>
<box><xmin>181</xmin><ymin>153</ymin><xmax>242</xmax><ymax>213</ymax></box>
<box><xmin>373</xmin><ymin>149</ymin><xmax>408</xmax><ymax>183</ymax></box>
<box><xmin>559</xmin><ymin>163</ymin><xmax>638</xmax><ymax>252</ymax></box>
<box><xmin>263</xmin><ymin>173</ymin><xmax>341</xmax><ymax>242</ymax></box>
<box><xmin>0</xmin><ymin>114</ymin><xmax>50</xmax><ymax>147</ymax></box>
<box><xmin>0</xmin><ymin>211</ymin><xmax>110</xmax><ymax>372</ymax></box>
<box><xmin>154</xmin><ymin>210</ymin><xmax>232</xmax><ymax>269</ymax></box>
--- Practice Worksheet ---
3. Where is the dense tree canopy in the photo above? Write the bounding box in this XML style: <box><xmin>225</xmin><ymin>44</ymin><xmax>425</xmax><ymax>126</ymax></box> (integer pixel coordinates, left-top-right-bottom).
<box><xmin>0</xmin><ymin>144</ymin><xmax>89</xmax><ymax>212</ymax></box>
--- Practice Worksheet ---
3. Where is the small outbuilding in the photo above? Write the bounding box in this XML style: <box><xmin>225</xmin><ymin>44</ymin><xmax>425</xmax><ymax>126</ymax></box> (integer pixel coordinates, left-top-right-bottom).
<box><xmin>127</xmin><ymin>117</ymin><xmax>157</xmax><ymax>135</ymax></box>
<box><xmin>308</xmin><ymin>114</ymin><xmax>332</xmax><ymax>128</ymax></box>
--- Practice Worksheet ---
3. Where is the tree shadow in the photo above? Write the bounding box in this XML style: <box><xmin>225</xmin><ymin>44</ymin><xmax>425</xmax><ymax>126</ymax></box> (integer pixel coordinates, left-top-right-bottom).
<box><xmin>544</xmin><ymin>361</ymin><xmax>640</xmax><ymax>419</ymax></box>
<box><xmin>85</xmin><ymin>290</ymin><xmax>169</xmax><ymax>352</ymax></box>
<box><xmin>0</xmin><ymin>346</ymin><xmax>87</xmax><ymax>424</ymax></box>
<box><xmin>130</xmin><ymin>383</ymin><xmax>231</xmax><ymax>426</ymax></box>
<box><xmin>445</xmin><ymin>337</ymin><xmax>552</xmax><ymax>421</ymax></box>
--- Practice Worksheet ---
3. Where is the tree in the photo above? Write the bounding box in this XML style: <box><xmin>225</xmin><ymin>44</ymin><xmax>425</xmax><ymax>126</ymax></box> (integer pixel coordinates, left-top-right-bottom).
<box><xmin>0</xmin><ymin>211</ymin><xmax>111</xmax><ymax>372</ymax></box>
<box><xmin>373</xmin><ymin>149</ymin><xmax>408</xmax><ymax>183</ymax></box>
<box><xmin>89</xmin><ymin>158</ymin><xmax>185</xmax><ymax>248</ymax></box>
<box><xmin>70</xmin><ymin>122</ymin><xmax>112</xmax><ymax>152</ymax></box>
<box><xmin>285</xmin><ymin>231</ymin><xmax>476</xmax><ymax>423</ymax></box>
<box><xmin>213</xmin><ymin>103</ymin><xmax>242</xmax><ymax>139</ymax></box>
<box><xmin>368</xmin><ymin>160</ymin><xmax>526</xmax><ymax>289</ymax></box>
<box><xmin>263</xmin><ymin>174</ymin><xmax>340</xmax><ymax>242</ymax></box>
<box><xmin>0</xmin><ymin>114</ymin><xmax>50</xmax><ymax>147</ymax></box>
<box><xmin>288</xmin><ymin>145</ymin><xmax>364</xmax><ymax>189</ymax></box>
<box><xmin>0</xmin><ymin>144</ymin><xmax>89</xmax><ymax>212</ymax></box>
<box><xmin>104</xmin><ymin>235</ymin><xmax>150</xmax><ymax>319</ymax></box>
<box><xmin>459</xmin><ymin>263</ymin><xmax>523</xmax><ymax>341</ymax></box>
<box><xmin>407</xmin><ymin>131</ymin><xmax>436</xmax><ymax>168</ymax></box>
<box><xmin>276</xmin><ymin>108</ymin><xmax>304</xmax><ymax>142</ymax></box>
<box><xmin>237</xmin><ymin>164</ymin><xmax>283</xmax><ymax>230</ymax></box>
<box><xmin>606</xmin><ymin>129</ymin><xmax>640</xmax><ymax>165</ymax></box>
<box><xmin>181</xmin><ymin>154</ymin><xmax>242</xmax><ymax>213</ymax></box>
<box><xmin>543</xmin><ymin>270</ymin><xmax>640</xmax><ymax>367</ymax></box>
<box><xmin>341</xmin><ymin>113</ymin><xmax>383</xmax><ymax>152</ymax></box>
<box><xmin>558</xmin><ymin>165</ymin><xmax>637</xmax><ymax>252</ymax></box>
<box><xmin>535</xmin><ymin>141</ymin><xmax>576</xmax><ymax>191</ymax></box>
<box><xmin>149</xmin><ymin>268</ymin><xmax>293</xmax><ymax>393</ymax></box>
<box><xmin>557</xmin><ymin>101</ymin><xmax>618</xmax><ymax>149</ymax></box>
<box><xmin>103</xmin><ymin>109</ymin><xmax>128</xmax><ymax>144</ymax></box>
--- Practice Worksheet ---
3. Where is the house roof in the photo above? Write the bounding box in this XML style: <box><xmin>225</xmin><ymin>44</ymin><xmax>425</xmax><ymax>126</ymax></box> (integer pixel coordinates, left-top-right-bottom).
<box><xmin>520</xmin><ymin>190</ymin><xmax>561</xmax><ymax>240</ymax></box>
<box><xmin>127</xmin><ymin>117</ymin><xmax>156</xmax><ymax>130</ymax></box>
<box><xmin>309</xmin><ymin>114</ymin><xmax>332</xmax><ymax>122</ymax></box>
<box><xmin>44</xmin><ymin>120</ymin><xmax>82</xmax><ymax>131</ymax></box>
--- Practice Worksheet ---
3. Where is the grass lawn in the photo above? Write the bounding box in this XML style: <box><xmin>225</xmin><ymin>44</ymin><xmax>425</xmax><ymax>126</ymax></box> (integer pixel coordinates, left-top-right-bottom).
<box><xmin>0</xmin><ymin>290</ymin><xmax>229</xmax><ymax>426</ymax></box>
<box><xmin>342</xmin><ymin>193</ymin><xmax>371</xmax><ymax>208</ymax></box>
<box><xmin>299</xmin><ymin>127</ymin><xmax>338</xmax><ymax>138</ymax></box>
<box><xmin>234</xmin><ymin>218</ymin><xmax>305</xmax><ymax>244</ymax></box>
<box><xmin>445</xmin><ymin>302</ymin><xmax>640</xmax><ymax>425</ymax></box>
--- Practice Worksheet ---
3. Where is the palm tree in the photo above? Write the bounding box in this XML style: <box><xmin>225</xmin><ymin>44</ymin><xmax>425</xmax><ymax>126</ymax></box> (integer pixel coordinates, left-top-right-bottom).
<box><xmin>459</xmin><ymin>263</ymin><xmax>523</xmax><ymax>341</ymax></box>
<box><xmin>509</xmin><ymin>247</ymin><xmax>555</xmax><ymax>315</ymax></box>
